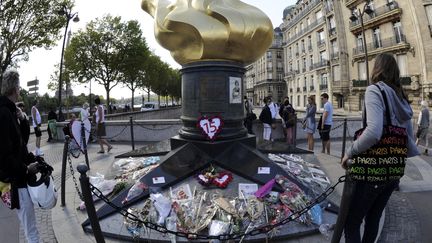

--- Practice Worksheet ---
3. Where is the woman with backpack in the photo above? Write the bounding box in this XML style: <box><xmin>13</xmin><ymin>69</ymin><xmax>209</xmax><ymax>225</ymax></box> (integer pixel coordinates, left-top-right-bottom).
<box><xmin>282</xmin><ymin>99</ymin><xmax>296</xmax><ymax>144</ymax></box>
<box><xmin>259</xmin><ymin>97</ymin><xmax>273</xmax><ymax>141</ymax></box>
<box><xmin>303</xmin><ymin>96</ymin><xmax>317</xmax><ymax>150</ymax></box>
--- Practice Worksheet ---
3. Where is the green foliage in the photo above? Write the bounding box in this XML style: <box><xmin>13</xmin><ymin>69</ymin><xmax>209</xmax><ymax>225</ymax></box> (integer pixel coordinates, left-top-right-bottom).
<box><xmin>0</xmin><ymin>0</ymin><xmax>74</xmax><ymax>91</ymax></box>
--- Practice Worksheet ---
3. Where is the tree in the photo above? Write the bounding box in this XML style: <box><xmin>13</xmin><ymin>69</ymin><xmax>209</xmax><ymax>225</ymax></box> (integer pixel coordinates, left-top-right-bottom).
<box><xmin>64</xmin><ymin>15</ymin><xmax>131</xmax><ymax>112</ymax></box>
<box><xmin>117</xmin><ymin>20</ymin><xmax>151</xmax><ymax>109</ymax></box>
<box><xmin>0</xmin><ymin>0</ymin><xmax>74</xmax><ymax>92</ymax></box>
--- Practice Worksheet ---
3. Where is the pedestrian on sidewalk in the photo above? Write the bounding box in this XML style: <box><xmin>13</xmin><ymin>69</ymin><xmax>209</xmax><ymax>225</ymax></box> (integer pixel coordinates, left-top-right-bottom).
<box><xmin>259</xmin><ymin>97</ymin><xmax>272</xmax><ymax>141</ymax></box>
<box><xmin>31</xmin><ymin>99</ymin><xmax>43</xmax><ymax>156</ymax></box>
<box><xmin>16</xmin><ymin>102</ymin><xmax>30</xmax><ymax>146</ymax></box>
<box><xmin>281</xmin><ymin>99</ymin><xmax>296</xmax><ymax>144</ymax></box>
<box><xmin>319</xmin><ymin>93</ymin><xmax>333</xmax><ymax>154</ymax></box>
<box><xmin>0</xmin><ymin>69</ymin><xmax>41</xmax><ymax>243</ymax></box>
<box><xmin>415</xmin><ymin>100</ymin><xmax>429</xmax><ymax>155</ymax></box>
<box><xmin>47</xmin><ymin>107</ymin><xmax>58</xmax><ymax>142</ymax></box>
<box><xmin>341</xmin><ymin>53</ymin><xmax>419</xmax><ymax>243</ymax></box>
<box><xmin>94</xmin><ymin>97</ymin><xmax>113</xmax><ymax>153</ymax></box>
<box><xmin>279</xmin><ymin>96</ymin><xmax>289</xmax><ymax>138</ymax></box>
<box><xmin>243</xmin><ymin>96</ymin><xmax>256</xmax><ymax>134</ymax></box>
<box><xmin>303</xmin><ymin>95</ymin><xmax>316</xmax><ymax>151</ymax></box>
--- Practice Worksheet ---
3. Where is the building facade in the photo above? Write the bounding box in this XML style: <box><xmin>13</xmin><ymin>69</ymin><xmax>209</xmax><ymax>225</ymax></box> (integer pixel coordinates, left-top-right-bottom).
<box><xmin>345</xmin><ymin>0</ymin><xmax>432</xmax><ymax>112</ymax></box>
<box><xmin>244</xmin><ymin>28</ymin><xmax>286</xmax><ymax>106</ymax></box>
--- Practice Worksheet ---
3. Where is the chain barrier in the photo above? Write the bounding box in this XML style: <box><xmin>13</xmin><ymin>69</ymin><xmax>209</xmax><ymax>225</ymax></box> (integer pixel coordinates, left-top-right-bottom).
<box><xmin>133</xmin><ymin>120</ymin><xmax>176</xmax><ymax>131</ymax></box>
<box><xmin>68</xmin><ymin>153</ymin><xmax>84</xmax><ymax>200</ymax></box>
<box><xmin>103</xmin><ymin>125</ymin><xmax>129</xmax><ymax>140</ymax></box>
<box><xmin>318</xmin><ymin>121</ymin><xmax>345</xmax><ymax>133</ymax></box>
<box><xmin>87</xmin><ymin>175</ymin><xmax>346</xmax><ymax>240</ymax></box>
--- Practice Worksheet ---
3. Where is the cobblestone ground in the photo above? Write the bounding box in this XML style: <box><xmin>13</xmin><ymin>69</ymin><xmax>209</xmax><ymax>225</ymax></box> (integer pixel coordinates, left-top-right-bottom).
<box><xmin>378</xmin><ymin>192</ymin><xmax>421</xmax><ymax>243</ymax></box>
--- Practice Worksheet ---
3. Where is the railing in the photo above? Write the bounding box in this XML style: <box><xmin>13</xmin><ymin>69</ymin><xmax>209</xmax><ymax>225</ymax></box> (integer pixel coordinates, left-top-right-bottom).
<box><xmin>310</xmin><ymin>85</ymin><xmax>315</xmax><ymax>91</ymax></box>
<box><xmin>285</xmin><ymin>70</ymin><xmax>299</xmax><ymax>76</ymax></box>
<box><xmin>331</xmin><ymin>52</ymin><xmax>339</xmax><ymax>60</ymax></box>
<box><xmin>283</xmin><ymin>0</ymin><xmax>322</xmax><ymax>30</ymax></box>
<box><xmin>312</xmin><ymin>59</ymin><xmax>329</xmax><ymax>69</ymax></box>
<box><xmin>303</xmin><ymin>87</ymin><xmax>307</xmax><ymax>92</ymax></box>
<box><xmin>285</xmin><ymin>17</ymin><xmax>325</xmax><ymax>44</ymax></box>
<box><xmin>329</xmin><ymin>27</ymin><xmax>337</xmax><ymax>37</ymax></box>
<box><xmin>352</xmin><ymin>79</ymin><xmax>368</xmax><ymax>87</ymax></box>
<box><xmin>350</xmin><ymin>2</ymin><xmax>401</xmax><ymax>28</ymax></box>
<box><xmin>353</xmin><ymin>35</ymin><xmax>408</xmax><ymax>55</ymax></box>
<box><xmin>317</xmin><ymin>39</ymin><xmax>326</xmax><ymax>47</ymax></box>
<box><xmin>267</xmin><ymin>67</ymin><xmax>273</xmax><ymax>71</ymax></box>
<box><xmin>297</xmin><ymin>87</ymin><xmax>301</xmax><ymax>92</ymax></box>
<box><xmin>320</xmin><ymin>84</ymin><xmax>328</xmax><ymax>90</ymax></box>
<box><xmin>400</xmin><ymin>76</ymin><xmax>411</xmax><ymax>86</ymax></box>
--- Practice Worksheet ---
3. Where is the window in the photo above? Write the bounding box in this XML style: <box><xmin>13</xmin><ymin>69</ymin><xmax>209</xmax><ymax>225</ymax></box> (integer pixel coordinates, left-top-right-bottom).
<box><xmin>321</xmin><ymin>73</ymin><xmax>328</xmax><ymax>85</ymax></box>
<box><xmin>311</xmin><ymin>75</ymin><xmax>315</xmax><ymax>87</ymax></box>
<box><xmin>425</xmin><ymin>5</ymin><xmax>432</xmax><ymax>25</ymax></box>
<box><xmin>358</xmin><ymin>62</ymin><xmax>367</xmax><ymax>80</ymax></box>
<box><xmin>303</xmin><ymin>58</ymin><xmax>307</xmax><ymax>71</ymax></box>
<box><xmin>304</xmin><ymin>77</ymin><xmax>307</xmax><ymax>87</ymax></box>
<box><xmin>296</xmin><ymin>43</ymin><xmax>299</xmax><ymax>54</ymax></box>
<box><xmin>268</xmin><ymin>86</ymin><xmax>271</xmax><ymax>92</ymax></box>
<box><xmin>356</xmin><ymin>34</ymin><xmax>364</xmax><ymax>51</ymax></box>
<box><xmin>397</xmin><ymin>54</ymin><xmax>408</xmax><ymax>76</ymax></box>
<box><xmin>297</xmin><ymin>60</ymin><xmax>300</xmax><ymax>70</ymax></box>
<box><xmin>333</xmin><ymin>65</ymin><xmax>341</xmax><ymax>81</ymax></box>
<box><xmin>289</xmin><ymin>47</ymin><xmax>292</xmax><ymax>58</ymax></box>
<box><xmin>307</xmin><ymin>17</ymin><xmax>311</xmax><ymax>26</ymax></box>
<box><xmin>297</xmin><ymin>95</ymin><xmax>300</xmax><ymax>107</ymax></box>
<box><xmin>309</xmin><ymin>55</ymin><xmax>314</xmax><ymax>66</ymax></box>
<box><xmin>317</xmin><ymin>30</ymin><xmax>325</xmax><ymax>44</ymax></box>
<box><xmin>331</xmin><ymin>40</ymin><xmax>338</xmax><ymax>56</ymax></box>
<box><xmin>316</xmin><ymin>10</ymin><xmax>323</xmax><ymax>20</ymax></box>
<box><xmin>301</xmin><ymin>40</ymin><xmax>305</xmax><ymax>52</ymax></box>
<box><xmin>277</xmin><ymin>51</ymin><xmax>282</xmax><ymax>58</ymax></box>
<box><xmin>268</xmin><ymin>72</ymin><xmax>273</xmax><ymax>79</ymax></box>
<box><xmin>373</xmin><ymin>28</ymin><xmax>382</xmax><ymax>48</ymax></box>
<box><xmin>300</xmin><ymin>22</ymin><xmax>304</xmax><ymax>31</ymax></box>
<box><xmin>308</xmin><ymin>36</ymin><xmax>312</xmax><ymax>49</ymax></box>
<box><xmin>393</xmin><ymin>21</ymin><xmax>403</xmax><ymax>43</ymax></box>
<box><xmin>329</xmin><ymin>16</ymin><xmax>336</xmax><ymax>34</ymax></box>
<box><xmin>267</xmin><ymin>51</ymin><xmax>272</xmax><ymax>58</ymax></box>
<box><xmin>304</xmin><ymin>95</ymin><xmax>307</xmax><ymax>107</ymax></box>
<box><xmin>319</xmin><ymin>51</ymin><xmax>328</xmax><ymax>62</ymax></box>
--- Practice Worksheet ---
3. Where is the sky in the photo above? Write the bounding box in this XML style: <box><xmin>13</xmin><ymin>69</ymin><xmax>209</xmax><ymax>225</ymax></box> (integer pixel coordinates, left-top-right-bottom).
<box><xmin>18</xmin><ymin>0</ymin><xmax>295</xmax><ymax>100</ymax></box>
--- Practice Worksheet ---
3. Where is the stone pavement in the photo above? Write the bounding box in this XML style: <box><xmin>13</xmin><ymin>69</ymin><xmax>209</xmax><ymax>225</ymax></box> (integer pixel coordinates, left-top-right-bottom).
<box><xmin>2</xmin><ymin>132</ymin><xmax>432</xmax><ymax>242</ymax></box>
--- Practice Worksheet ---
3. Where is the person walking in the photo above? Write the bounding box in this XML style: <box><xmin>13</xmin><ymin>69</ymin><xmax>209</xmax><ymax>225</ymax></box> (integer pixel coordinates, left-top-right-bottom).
<box><xmin>94</xmin><ymin>97</ymin><xmax>113</xmax><ymax>153</ymax></box>
<box><xmin>279</xmin><ymin>97</ymin><xmax>289</xmax><ymax>138</ymax></box>
<box><xmin>281</xmin><ymin>99</ymin><xmax>296</xmax><ymax>144</ymax></box>
<box><xmin>243</xmin><ymin>96</ymin><xmax>255</xmax><ymax>134</ymax></box>
<box><xmin>0</xmin><ymin>69</ymin><xmax>41</xmax><ymax>243</ymax></box>
<box><xmin>31</xmin><ymin>99</ymin><xmax>43</xmax><ymax>156</ymax></box>
<box><xmin>47</xmin><ymin>108</ymin><xmax>58</xmax><ymax>142</ymax></box>
<box><xmin>341</xmin><ymin>53</ymin><xmax>419</xmax><ymax>243</ymax></box>
<box><xmin>416</xmin><ymin>100</ymin><xmax>429</xmax><ymax>155</ymax></box>
<box><xmin>303</xmin><ymin>96</ymin><xmax>317</xmax><ymax>151</ymax></box>
<box><xmin>80</xmin><ymin>103</ymin><xmax>90</xmax><ymax>122</ymax></box>
<box><xmin>16</xmin><ymin>102</ymin><xmax>30</xmax><ymax>146</ymax></box>
<box><xmin>259</xmin><ymin>97</ymin><xmax>272</xmax><ymax>141</ymax></box>
<box><xmin>319</xmin><ymin>93</ymin><xmax>333</xmax><ymax>154</ymax></box>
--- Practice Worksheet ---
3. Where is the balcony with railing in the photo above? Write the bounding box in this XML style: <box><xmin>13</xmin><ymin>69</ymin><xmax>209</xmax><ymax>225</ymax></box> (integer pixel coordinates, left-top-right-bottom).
<box><xmin>320</xmin><ymin>84</ymin><xmax>328</xmax><ymax>90</ymax></box>
<box><xmin>312</xmin><ymin>59</ymin><xmax>329</xmax><ymax>70</ymax></box>
<box><xmin>284</xmin><ymin>17</ymin><xmax>325</xmax><ymax>45</ymax></box>
<box><xmin>352</xmin><ymin>35</ymin><xmax>410</xmax><ymax>60</ymax></box>
<box><xmin>285</xmin><ymin>70</ymin><xmax>299</xmax><ymax>77</ymax></box>
<box><xmin>317</xmin><ymin>39</ymin><xmax>326</xmax><ymax>47</ymax></box>
<box><xmin>283</xmin><ymin>0</ymin><xmax>322</xmax><ymax>31</ymax></box>
<box><xmin>352</xmin><ymin>79</ymin><xmax>368</xmax><ymax>88</ymax></box>
<box><xmin>350</xmin><ymin>2</ymin><xmax>402</xmax><ymax>34</ymax></box>
<box><xmin>310</xmin><ymin>85</ymin><xmax>315</xmax><ymax>91</ymax></box>
<box><xmin>346</xmin><ymin>0</ymin><xmax>366</xmax><ymax>9</ymax></box>
<box><xmin>329</xmin><ymin>27</ymin><xmax>337</xmax><ymax>38</ymax></box>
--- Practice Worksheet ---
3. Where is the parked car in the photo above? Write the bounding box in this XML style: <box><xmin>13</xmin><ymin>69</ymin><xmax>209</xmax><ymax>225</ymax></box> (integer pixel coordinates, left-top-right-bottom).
<box><xmin>140</xmin><ymin>102</ymin><xmax>159</xmax><ymax>111</ymax></box>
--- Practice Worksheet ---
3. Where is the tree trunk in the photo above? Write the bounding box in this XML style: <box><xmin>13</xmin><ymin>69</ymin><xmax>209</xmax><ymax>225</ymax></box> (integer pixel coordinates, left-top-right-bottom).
<box><xmin>105</xmin><ymin>87</ymin><xmax>110</xmax><ymax>114</ymax></box>
<box><xmin>131</xmin><ymin>90</ymin><xmax>135</xmax><ymax>112</ymax></box>
<box><xmin>158</xmin><ymin>95</ymin><xmax>161</xmax><ymax>107</ymax></box>
<box><xmin>147</xmin><ymin>90</ymin><xmax>150</xmax><ymax>102</ymax></box>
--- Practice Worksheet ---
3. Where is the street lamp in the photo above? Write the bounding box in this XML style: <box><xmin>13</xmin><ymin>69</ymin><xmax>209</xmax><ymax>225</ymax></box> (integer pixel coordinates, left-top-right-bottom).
<box><xmin>349</xmin><ymin>1</ymin><xmax>374</xmax><ymax>85</ymax></box>
<box><xmin>57</xmin><ymin>5</ymin><xmax>79</xmax><ymax>121</ymax></box>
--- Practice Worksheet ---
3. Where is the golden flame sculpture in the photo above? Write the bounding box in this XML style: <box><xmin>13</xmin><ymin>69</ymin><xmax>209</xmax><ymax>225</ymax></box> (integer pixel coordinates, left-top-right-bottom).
<box><xmin>141</xmin><ymin>0</ymin><xmax>274</xmax><ymax>65</ymax></box>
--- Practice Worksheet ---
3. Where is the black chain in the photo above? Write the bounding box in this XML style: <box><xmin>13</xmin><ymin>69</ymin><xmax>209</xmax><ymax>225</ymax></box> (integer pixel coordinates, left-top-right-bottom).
<box><xmin>88</xmin><ymin>175</ymin><xmax>346</xmax><ymax>240</ymax></box>
<box><xmin>68</xmin><ymin>153</ymin><xmax>84</xmax><ymax>201</ymax></box>
<box><xmin>104</xmin><ymin>125</ymin><xmax>129</xmax><ymax>140</ymax></box>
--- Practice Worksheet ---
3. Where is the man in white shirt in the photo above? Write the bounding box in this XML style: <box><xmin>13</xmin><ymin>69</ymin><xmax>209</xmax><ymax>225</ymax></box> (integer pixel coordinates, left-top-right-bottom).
<box><xmin>31</xmin><ymin>99</ymin><xmax>43</xmax><ymax>156</ymax></box>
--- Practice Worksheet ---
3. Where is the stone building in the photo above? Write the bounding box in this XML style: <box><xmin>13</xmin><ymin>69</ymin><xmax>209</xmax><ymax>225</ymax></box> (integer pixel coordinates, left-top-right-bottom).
<box><xmin>280</xmin><ymin>0</ymin><xmax>350</xmax><ymax>110</ymax></box>
<box><xmin>345</xmin><ymin>0</ymin><xmax>432</xmax><ymax>112</ymax></box>
<box><xmin>244</xmin><ymin>28</ymin><xmax>286</xmax><ymax>106</ymax></box>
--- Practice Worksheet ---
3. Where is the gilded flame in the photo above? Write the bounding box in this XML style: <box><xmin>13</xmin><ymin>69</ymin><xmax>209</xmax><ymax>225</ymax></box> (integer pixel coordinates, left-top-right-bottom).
<box><xmin>141</xmin><ymin>0</ymin><xmax>274</xmax><ymax>65</ymax></box>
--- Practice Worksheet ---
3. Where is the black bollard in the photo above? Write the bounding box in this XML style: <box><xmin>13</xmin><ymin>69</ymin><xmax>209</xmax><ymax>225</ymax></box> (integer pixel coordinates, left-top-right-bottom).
<box><xmin>61</xmin><ymin>135</ymin><xmax>70</xmax><ymax>207</ymax></box>
<box><xmin>129</xmin><ymin>116</ymin><xmax>135</xmax><ymax>151</ymax></box>
<box><xmin>77</xmin><ymin>164</ymin><xmax>105</xmax><ymax>243</ymax></box>
<box><xmin>331</xmin><ymin>176</ymin><xmax>355</xmax><ymax>243</ymax></box>
<box><xmin>341</xmin><ymin>118</ymin><xmax>347</xmax><ymax>159</ymax></box>
<box><xmin>81</xmin><ymin>122</ymin><xmax>90</xmax><ymax>168</ymax></box>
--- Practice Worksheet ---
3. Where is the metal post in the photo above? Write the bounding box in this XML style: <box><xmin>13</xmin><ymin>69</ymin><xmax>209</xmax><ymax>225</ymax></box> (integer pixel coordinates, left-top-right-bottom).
<box><xmin>341</xmin><ymin>118</ymin><xmax>347</xmax><ymax>158</ymax></box>
<box><xmin>81</xmin><ymin>122</ymin><xmax>90</xmax><ymax>168</ymax></box>
<box><xmin>61</xmin><ymin>135</ymin><xmax>70</xmax><ymax>207</ymax></box>
<box><xmin>331</xmin><ymin>176</ymin><xmax>355</xmax><ymax>243</ymax></box>
<box><xmin>77</xmin><ymin>164</ymin><xmax>105</xmax><ymax>243</ymax></box>
<box><xmin>129</xmin><ymin>116</ymin><xmax>135</xmax><ymax>151</ymax></box>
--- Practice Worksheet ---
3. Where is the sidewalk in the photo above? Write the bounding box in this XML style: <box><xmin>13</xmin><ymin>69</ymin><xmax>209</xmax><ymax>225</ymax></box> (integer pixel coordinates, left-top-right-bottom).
<box><xmin>3</xmin><ymin>135</ymin><xmax>432</xmax><ymax>242</ymax></box>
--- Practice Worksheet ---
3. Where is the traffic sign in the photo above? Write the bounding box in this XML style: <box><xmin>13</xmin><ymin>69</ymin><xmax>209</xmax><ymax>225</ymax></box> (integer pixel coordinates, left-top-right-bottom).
<box><xmin>27</xmin><ymin>79</ymin><xmax>39</xmax><ymax>86</ymax></box>
<box><xmin>29</xmin><ymin>87</ymin><xmax>39</xmax><ymax>92</ymax></box>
